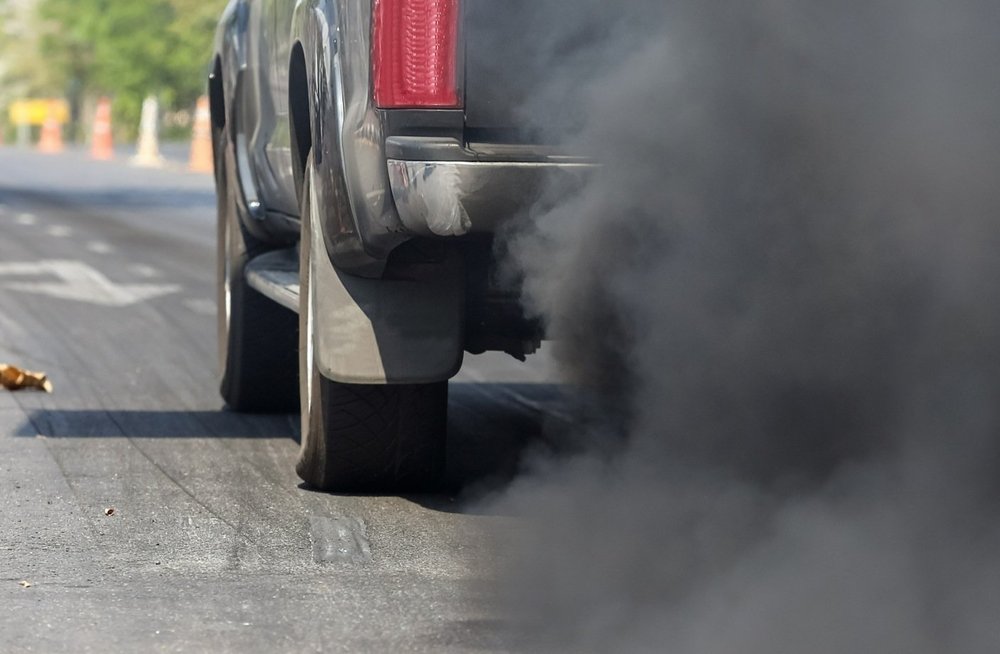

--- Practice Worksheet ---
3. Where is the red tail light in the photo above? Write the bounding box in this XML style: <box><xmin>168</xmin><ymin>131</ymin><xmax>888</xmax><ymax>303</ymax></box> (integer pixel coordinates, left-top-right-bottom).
<box><xmin>373</xmin><ymin>0</ymin><xmax>461</xmax><ymax>109</ymax></box>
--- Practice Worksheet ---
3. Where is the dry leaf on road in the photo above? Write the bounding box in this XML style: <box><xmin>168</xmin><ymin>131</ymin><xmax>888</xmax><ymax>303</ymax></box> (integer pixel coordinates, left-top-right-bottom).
<box><xmin>0</xmin><ymin>364</ymin><xmax>53</xmax><ymax>393</ymax></box>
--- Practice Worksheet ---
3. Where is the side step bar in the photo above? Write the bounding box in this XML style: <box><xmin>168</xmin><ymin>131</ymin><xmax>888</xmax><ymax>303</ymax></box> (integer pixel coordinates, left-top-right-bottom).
<box><xmin>245</xmin><ymin>248</ymin><xmax>300</xmax><ymax>313</ymax></box>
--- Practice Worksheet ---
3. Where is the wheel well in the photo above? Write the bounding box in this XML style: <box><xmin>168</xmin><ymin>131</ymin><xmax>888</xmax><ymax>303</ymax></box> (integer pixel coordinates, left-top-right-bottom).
<box><xmin>209</xmin><ymin>57</ymin><xmax>225</xmax><ymax>130</ymax></box>
<box><xmin>289</xmin><ymin>42</ymin><xmax>311</xmax><ymax>194</ymax></box>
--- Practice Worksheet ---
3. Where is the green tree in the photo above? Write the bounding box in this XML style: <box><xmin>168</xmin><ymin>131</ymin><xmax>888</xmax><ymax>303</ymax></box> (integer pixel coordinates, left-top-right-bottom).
<box><xmin>166</xmin><ymin>0</ymin><xmax>229</xmax><ymax>107</ymax></box>
<box><xmin>33</xmin><ymin>0</ymin><xmax>226</xmax><ymax>139</ymax></box>
<box><xmin>0</xmin><ymin>0</ymin><xmax>63</xmax><ymax>98</ymax></box>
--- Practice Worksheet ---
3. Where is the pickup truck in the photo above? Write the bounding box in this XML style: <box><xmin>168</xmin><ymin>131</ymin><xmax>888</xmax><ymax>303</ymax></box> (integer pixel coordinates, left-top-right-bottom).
<box><xmin>210</xmin><ymin>0</ymin><xmax>590</xmax><ymax>491</ymax></box>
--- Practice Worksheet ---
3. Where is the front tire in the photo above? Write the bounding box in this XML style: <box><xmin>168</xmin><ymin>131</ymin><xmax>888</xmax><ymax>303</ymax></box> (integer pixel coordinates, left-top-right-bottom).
<box><xmin>216</xmin><ymin>124</ymin><xmax>298</xmax><ymax>413</ymax></box>
<box><xmin>296</xmin><ymin>154</ymin><xmax>447</xmax><ymax>492</ymax></box>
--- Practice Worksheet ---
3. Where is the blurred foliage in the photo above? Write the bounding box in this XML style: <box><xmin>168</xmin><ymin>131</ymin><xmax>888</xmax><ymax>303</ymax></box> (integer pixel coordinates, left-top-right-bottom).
<box><xmin>0</xmin><ymin>0</ymin><xmax>227</xmax><ymax>140</ymax></box>
<box><xmin>0</xmin><ymin>1</ymin><xmax>57</xmax><ymax>99</ymax></box>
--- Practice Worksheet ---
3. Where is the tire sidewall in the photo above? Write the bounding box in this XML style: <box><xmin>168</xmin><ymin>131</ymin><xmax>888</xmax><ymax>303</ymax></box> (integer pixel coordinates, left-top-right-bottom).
<box><xmin>215</xmin><ymin>128</ymin><xmax>237</xmax><ymax>381</ymax></box>
<box><xmin>297</xmin><ymin>154</ymin><xmax>327</xmax><ymax>481</ymax></box>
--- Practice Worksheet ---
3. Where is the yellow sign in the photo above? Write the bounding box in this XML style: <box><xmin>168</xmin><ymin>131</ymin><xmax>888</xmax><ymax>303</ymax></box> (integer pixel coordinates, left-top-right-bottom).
<box><xmin>9</xmin><ymin>99</ymin><xmax>70</xmax><ymax>126</ymax></box>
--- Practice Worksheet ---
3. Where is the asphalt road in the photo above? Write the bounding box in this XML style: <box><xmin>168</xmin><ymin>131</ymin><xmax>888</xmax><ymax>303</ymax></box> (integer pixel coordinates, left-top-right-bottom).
<box><xmin>0</xmin><ymin>147</ymin><xmax>563</xmax><ymax>653</ymax></box>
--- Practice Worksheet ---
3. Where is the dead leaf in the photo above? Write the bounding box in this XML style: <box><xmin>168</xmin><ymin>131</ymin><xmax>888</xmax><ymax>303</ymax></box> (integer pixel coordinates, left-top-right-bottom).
<box><xmin>19</xmin><ymin>580</ymin><xmax>31</xmax><ymax>588</ymax></box>
<box><xmin>0</xmin><ymin>364</ymin><xmax>53</xmax><ymax>393</ymax></box>
<box><xmin>104</xmin><ymin>507</ymin><xmax>116</xmax><ymax>517</ymax></box>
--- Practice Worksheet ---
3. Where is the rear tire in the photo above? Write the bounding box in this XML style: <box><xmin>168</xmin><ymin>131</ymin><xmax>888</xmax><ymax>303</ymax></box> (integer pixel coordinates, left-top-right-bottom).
<box><xmin>296</xmin><ymin>153</ymin><xmax>447</xmax><ymax>492</ymax></box>
<box><xmin>215</xmin><ymin>125</ymin><xmax>298</xmax><ymax>413</ymax></box>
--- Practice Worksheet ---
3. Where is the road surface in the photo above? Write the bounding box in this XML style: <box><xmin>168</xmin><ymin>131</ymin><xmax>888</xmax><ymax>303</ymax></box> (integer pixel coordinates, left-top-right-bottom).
<box><xmin>0</xmin><ymin>147</ymin><xmax>563</xmax><ymax>653</ymax></box>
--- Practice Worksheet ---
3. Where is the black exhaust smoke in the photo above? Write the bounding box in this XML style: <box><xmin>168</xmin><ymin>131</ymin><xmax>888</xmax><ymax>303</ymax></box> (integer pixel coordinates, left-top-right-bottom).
<box><xmin>487</xmin><ymin>0</ymin><xmax>1000</xmax><ymax>651</ymax></box>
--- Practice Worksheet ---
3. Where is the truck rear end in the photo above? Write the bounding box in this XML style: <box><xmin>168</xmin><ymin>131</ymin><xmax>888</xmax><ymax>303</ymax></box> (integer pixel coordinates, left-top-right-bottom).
<box><xmin>374</xmin><ymin>0</ymin><xmax>592</xmax><ymax>237</ymax></box>
<box><xmin>369</xmin><ymin>0</ymin><xmax>594</xmax><ymax>357</ymax></box>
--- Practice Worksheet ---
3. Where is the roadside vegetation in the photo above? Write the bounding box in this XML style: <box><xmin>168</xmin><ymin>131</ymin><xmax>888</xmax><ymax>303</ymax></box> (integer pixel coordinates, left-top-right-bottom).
<box><xmin>0</xmin><ymin>0</ymin><xmax>227</xmax><ymax>141</ymax></box>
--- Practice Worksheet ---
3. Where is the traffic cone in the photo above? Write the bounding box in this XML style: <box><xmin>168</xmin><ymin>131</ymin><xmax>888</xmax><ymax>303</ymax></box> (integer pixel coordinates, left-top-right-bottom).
<box><xmin>189</xmin><ymin>96</ymin><xmax>213</xmax><ymax>173</ymax></box>
<box><xmin>132</xmin><ymin>95</ymin><xmax>164</xmax><ymax>168</ymax></box>
<box><xmin>37</xmin><ymin>101</ymin><xmax>64</xmax><ymax>154</ymax></box>
<box><xmin>91</xmin><ymin>97</ymin><xmax>114</xmax><ymax>160</ymax></box>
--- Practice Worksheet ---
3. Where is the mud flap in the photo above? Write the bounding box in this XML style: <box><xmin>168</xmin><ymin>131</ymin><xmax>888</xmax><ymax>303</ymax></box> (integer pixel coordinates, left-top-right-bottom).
<box><xmin>308</xmin><ymin>213</ymin><xmax>464</xmax><ymax>385</ymax></box>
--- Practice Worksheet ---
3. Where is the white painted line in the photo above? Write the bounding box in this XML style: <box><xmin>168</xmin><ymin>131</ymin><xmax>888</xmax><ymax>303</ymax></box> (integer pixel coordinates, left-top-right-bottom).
<box><xmin>183</xmin><ymin>298</ymin><xmax>216</xmax><ymax>316</ymax></box>
<box><xmin>16</xmin><ymin>213</ymin><xmax>36</xmax><ymax>226</ymax></box>
<box><xmin>129</xmin><ymin>264</ymin><xmax>160</xmax><ymax>278</ymax></box>
<box><xmin>0</xmin><ymin>260</ymin><xmax>181</xmax><ymax>307</ymax></box>
<box><xmin>86</xmin><ymin>241</ymin><xmax>115</xmax><ymax>255</ymax></box>
<box><xmin>46</xmin><ymin>225</ymin><xmax>72</xmax><ymax>238</ymax></box>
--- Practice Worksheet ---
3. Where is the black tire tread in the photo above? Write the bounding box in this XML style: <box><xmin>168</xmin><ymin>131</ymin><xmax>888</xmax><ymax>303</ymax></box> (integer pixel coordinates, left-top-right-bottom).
<box><xmin>220</xmin><ymin>277</ymin><xmax>299</xmax><ymax>412</ymax></box>
<box><xmin>298</xmin><ymin>380</ymin><xmax>447</xmax><ymax>492</ymax></box>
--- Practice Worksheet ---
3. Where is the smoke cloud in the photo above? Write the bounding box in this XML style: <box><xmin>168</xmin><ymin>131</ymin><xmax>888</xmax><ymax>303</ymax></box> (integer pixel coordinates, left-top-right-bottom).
<box><xmin>489</xmin><ymin>1</ymin><xmax>1000</xmax><ymax>651</ymax></box>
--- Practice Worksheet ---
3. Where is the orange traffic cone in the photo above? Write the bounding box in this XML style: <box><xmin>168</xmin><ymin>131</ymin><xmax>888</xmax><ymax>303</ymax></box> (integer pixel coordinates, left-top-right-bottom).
<box><xmin>189</xmin><ymin>96</ymin><xmax>213</xmax><ymax>173</ymax></box>
<box><xmin>37</xmin><ymin>101</ymin><xmax>64</xmax><ymax>154</ymax></box>
<box><xmin>91</xmin><ymin>97</ymin><xmax>114</xmax><ymax>160</ymax></box>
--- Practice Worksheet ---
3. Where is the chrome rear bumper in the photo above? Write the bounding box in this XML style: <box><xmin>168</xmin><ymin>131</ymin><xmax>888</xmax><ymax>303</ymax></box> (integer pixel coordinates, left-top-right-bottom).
<box><xmin>386</xmin><ymin>160</ymin><xmax>591</xmax><ymax>236</ymax></box>
<box><xmin>384</xmin><ymin>137</ymin><xmax>595</xmax><ymax>237</ymax></box>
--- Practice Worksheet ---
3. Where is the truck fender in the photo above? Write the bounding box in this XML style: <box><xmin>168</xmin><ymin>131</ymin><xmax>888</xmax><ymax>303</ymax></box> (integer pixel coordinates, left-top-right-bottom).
<box><xmin>290</xmin><ymin>0</ymin><xmax>410</xmax><ymax>274</ymax></box>
<box><xmin>213</xmin><ymin>0</ymin><xmax>249</xmax><ymax>131</ymax></box>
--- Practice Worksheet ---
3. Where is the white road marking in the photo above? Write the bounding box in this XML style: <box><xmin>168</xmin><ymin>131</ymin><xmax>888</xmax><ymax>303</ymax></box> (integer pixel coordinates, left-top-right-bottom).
<box><xmin>16</xmin><ymin>213</ymin><xmax>36</xmax><ymax>226</ymax></box>
<box><xmin>129</xmin><ymin>264</ymin><xmax>160</xmax><ymax>278</ymax></box>
<box><xmin>86</xmin><ymin>241</ymin><xmax>115</xmax><ymax>254</ymax></box>
<box><xmin>46</xmin><ymin>225</ymin><xmax>72</xmax><ymax>238</ymax></box>
<box><xmin>183</xmin><ymin>298</ymin><xmax>216</xmax><ymax>316</ymax></box>
<box><xmin>0</xmin><ymin>260</ymin><xmax>181</xmax><ymax>307</ymax></box>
